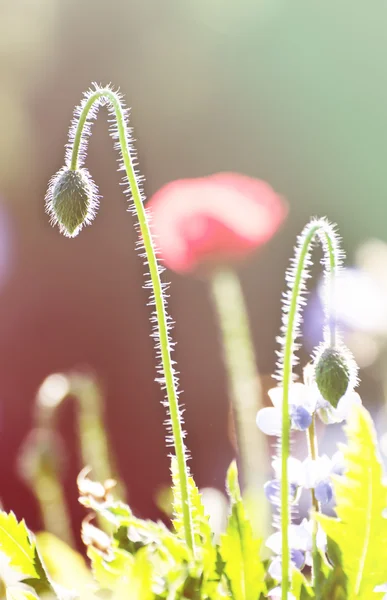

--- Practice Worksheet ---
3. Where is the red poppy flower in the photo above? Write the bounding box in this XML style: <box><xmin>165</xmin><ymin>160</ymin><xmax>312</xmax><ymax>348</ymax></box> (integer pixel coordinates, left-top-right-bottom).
<box><xmin>147</xmin><ymin>172</ymin><xmax>287</xmax><ymax>274</ymax></box>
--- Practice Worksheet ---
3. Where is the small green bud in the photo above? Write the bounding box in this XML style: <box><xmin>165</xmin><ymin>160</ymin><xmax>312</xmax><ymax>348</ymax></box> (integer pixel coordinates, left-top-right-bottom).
<box><xmin>46</xmin><ymin>167</ymin><xmax>98</xmax><ymax>237</ymax></box>
<box><xmin>314</xmin><ymin>347</ymin><xmax>352</xmax><ymax>408</ymax></box>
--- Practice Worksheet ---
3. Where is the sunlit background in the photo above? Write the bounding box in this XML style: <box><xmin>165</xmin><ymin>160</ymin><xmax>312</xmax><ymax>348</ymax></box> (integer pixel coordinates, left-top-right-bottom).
<box><xmin>2</xmin><ymin>0</ymin><xmax>387</xmax><ymax>543</ymax></box>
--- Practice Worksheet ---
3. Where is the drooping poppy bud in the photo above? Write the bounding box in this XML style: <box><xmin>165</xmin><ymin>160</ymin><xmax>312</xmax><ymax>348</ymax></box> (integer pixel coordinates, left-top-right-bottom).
<box><xmin>314</xmin><ymin>346</ymin><xmax>356</xmax><ymax>408</ymax></box>
<box><xmin>147</xmin><ymin>172</ymin><xmax>287</xmax><ymax>274</ymax></box>
<box><xmin>45</xmin><ymin>167</ymin><xmax>98</xmax><ymax>237</ymax></box>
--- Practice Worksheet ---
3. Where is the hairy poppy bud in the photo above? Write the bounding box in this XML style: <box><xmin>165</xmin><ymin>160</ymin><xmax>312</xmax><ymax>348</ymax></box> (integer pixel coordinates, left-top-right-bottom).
<box><xmin>46</xmin><ymin>167</ymin><xmax>98</xmax><ymax>237</ymax></box>
<box><xmin>314</xmin><ymin>346</ymin><xmax>354</xmax><ymax>408</ymax></box>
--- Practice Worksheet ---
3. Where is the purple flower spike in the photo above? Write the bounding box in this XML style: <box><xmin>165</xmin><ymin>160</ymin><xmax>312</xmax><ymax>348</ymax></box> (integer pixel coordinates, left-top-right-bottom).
<box><xmin>314</xmin><ymin>480</ymin><xmax>334</xmax><ymax>505</ymax></box>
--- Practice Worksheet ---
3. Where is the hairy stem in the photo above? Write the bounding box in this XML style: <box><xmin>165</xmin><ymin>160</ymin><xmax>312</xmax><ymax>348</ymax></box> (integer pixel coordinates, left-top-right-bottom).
<box><xmin>210</xmin><ymin>267</ymin><xmax>266</xmax><ymax>493</ymax></box>
<box><xmin>280</xmin><ymin>219</ymin><xmax>339</xmax><ymax>599</ymax></box>
<box><xmin>69</xmin><ymin>87</ymin><xmax>194</xmax><ymax>552</ymax></box>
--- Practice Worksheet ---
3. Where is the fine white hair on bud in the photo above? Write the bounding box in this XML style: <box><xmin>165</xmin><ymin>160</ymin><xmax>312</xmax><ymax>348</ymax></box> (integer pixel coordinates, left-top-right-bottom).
<box><xmin>45</xmin><ymin>167</ymin><xmax>99</xmax><ymax>237</ymax></box>
<box><xmin>313</xmin><ymin>344</ymin><xmax>358</xmax><ymax>408</ymax></box>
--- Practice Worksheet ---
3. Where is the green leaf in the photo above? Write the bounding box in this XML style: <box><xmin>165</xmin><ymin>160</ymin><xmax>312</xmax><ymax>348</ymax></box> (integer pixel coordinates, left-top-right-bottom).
<box><xmin>316</xmin><ymin>405</ymin><xmax>387</xmax><ymax>599</ymax></box>
<box><xmin>0</xmin><ymin>512</ymin><xmax>37</xmax><ymax>579</ymax></box>
<box><xmin>320</xmin><ymin>539</ymin><xmax>348</xmax><ymax>600</ymax></box>
<box><xmin>36</xmin><ymin>532</ymin><xmax>93</xmax><ymax>592</ymax></box>
<box><xmin>88</xmin><ymin>545</ymin><xmax>133</xmax><ymax>590</ymax></box>
<box><xmin>24</xmin><ymin>548</ymin><xmax>57</xmax><ymax>599</ymax></box>
<box><xmin>291</xmin><ymin>569</ymin><xmax>315</xmax><ymax>599</ymax></box>
<box><xmin>111</xmin><ymin>548</ymin><xmax>154</xmax><ymax>600</ymax></box>
<box><xmin>171</xmin><ymin>456</ymin><xmax>219</xmax><ymax>594</ymax></box>
<box><xmin>171</xmin><ymin>456</ymin><xmax>213</xmax><ymax>550</ymax></box>
<box><xmin>6</xmin><ymin>589</ymin><xmax>38</xmax><ymax>600</ymax></box>
<box><xmin>0</xmin><ymin>514</ymin><xmax>65</xmax><ymax>600</ymax></box>
<box><xmin>219</xmin><ymin>461</ymin><xmax>265</xmax><ymax>600</ymax></box>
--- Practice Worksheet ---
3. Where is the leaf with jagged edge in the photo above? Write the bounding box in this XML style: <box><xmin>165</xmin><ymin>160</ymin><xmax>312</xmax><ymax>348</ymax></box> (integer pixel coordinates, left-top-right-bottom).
<box><xmin>87</xmin><ymin>545</ymin><xmax>133</xmax><ymax>591</ymax></box>
<box><xmin>110</xmin><ymin>548</ymin><xmax>154</xmax><ymax>600</ymax></box>
<box><xmin>36</xmin><ymin>533</ymin><xmax>93</xmax><ymax>595</ymax></box>
<box><xmin>82</xmin><ymin>498</ymin><xmax>194</xmax><ymax>597</ymax></box>
<box><xmin>0</xmin><ymin>512</ymin><xmax>71</xmax><ymax>600</ymax></box>
<box><xmin>316</xmin><ymin>405</ymin><xmax>387</xmax><ymax>599</ymax></box>
<box><xmin>219</xmin><ymin>461</ymin><xmax>266</xmax><ymax>600</ymax></box>
<box><xmin>0</xmin><ymin>512</ymin><xmax>37</xmax><ymax>579</ymax></box>
<box><xmin>82</xmin><ymin>493</ymin><xmax>225</xmax><ymax>598</ymax></box>
<box><xmin>171</xmin><ymin>456</ymin><xmax>219</xmax><ymax>594</ymax></box>
<box><xmin>170</xmin><ymin>457</ymin><xmax>214</xmax><ymax>551</ymax></box>
<box><xmin>80</xmin><ymin>497</ymin><xmax>186</xmax><ymax>559</ymax></box>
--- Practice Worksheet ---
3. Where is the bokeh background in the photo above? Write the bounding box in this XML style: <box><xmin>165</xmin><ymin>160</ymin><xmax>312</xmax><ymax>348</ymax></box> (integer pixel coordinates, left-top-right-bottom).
<box><xmin>2</xmin><ymin>0</ymin><xmax>387</xmax><ymax>542</ymax></box>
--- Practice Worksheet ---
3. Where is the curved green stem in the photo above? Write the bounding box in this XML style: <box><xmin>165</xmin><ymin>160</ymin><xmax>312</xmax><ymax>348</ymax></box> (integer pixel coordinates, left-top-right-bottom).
<box><xmin>17</xmin><ymin>427</ymin><xmax>75</xmax><ymax>547</ymax></box>
<box><xmin>69</xmin><ymin>87</ymin><xmax>194</xmax><ymax>552</ymax></box>
<box><xmin>280</xmin><ymin>219</ymin><xmax>340</xmax><ymax>599</ymax></box>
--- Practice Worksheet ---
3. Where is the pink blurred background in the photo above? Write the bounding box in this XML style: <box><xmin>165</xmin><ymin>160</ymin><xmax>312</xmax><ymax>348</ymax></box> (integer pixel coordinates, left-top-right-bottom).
<box><xmin>2</xmin><ymin>0</ymin><xmax>387</xmax><ymax>540</ymax></box>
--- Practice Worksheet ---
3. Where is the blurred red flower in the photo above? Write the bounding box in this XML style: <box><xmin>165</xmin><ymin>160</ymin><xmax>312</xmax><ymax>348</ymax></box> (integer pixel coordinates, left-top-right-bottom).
<box><xmin>147</xmin><ymin>172</ymin><xmax>287</xmax><ymax>274</ymax></box>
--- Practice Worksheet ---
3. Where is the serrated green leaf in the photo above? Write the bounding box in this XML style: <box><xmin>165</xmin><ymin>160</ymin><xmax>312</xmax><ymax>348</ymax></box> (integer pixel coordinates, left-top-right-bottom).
<box><xmin>36</xmin><ymin>532</ymin><xmax>92</xmax><ymax>593</ymax></box>
<box><xmin>219</xmin><ymin>461</ymin><xmax>265</xmax><ymax>600</ymax></box>
<box><xmin>316</xmin><ymin>405</ymin><xmax>387</xmax><ymax>599</ymax></box>
<box><xmin>24</xmin><ymin>548</ymin><xmax>58</xmax><ymax>599</ymax></box>
<box><xmin>88</xmin><ymin>545</ymin><xmax>132</xmax><ymax>590</ymax></box>
<box><xmin>0</xmin><ymin>512</ymin><xmax>37</xmax><ymax>579</ymax></box>
<box><xmin>111</xmin><ymin>548</ymin><xmax>154</xmax><ymax>600</ymax></box>
<box><xmin>171</xmin><ymin>456</ymin><xmax>219</xmax><ymax>594</ymax></box>
<box><xmin>171</xmin><ymin>457</ymin><xmax>213</xmax><ymax>550</ymax></box>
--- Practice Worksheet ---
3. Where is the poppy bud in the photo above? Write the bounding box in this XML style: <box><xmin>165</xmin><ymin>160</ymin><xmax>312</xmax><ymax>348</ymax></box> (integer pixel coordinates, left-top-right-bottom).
<box><xmin>46</xmin><ymin>167</ymin><xmax>98</xmax><ymax>237</ymax></box>
<box><xmin>314</xmin><ymin>347</ymin><xmax>353</xmax><ymax>408</ymax></box>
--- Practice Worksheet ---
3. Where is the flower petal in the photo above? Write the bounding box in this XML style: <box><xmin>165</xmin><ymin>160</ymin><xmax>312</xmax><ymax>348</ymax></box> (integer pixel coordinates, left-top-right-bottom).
<box><xmin>290</xmin><ymin>405</ymin><xmax>312</xmax><ymax>430</ymax></box>
<box><xmin>147</xmin><ymin>173</ymin><xmax>287</xmax><ymax>273</ymax></box>
<box><xmin>268</xmin><ymin>557</ymin><xmax>282</xmax><ymax>581</ymax></box>
<box><xmin>335</xmin><ymin>391</ymin><xmax>362</xmax><ymax>422</ymax></box>
<box><xmin>272</xmin><ymin>456</ymin><xmax>303</xmax><ymax>486</ymax></box>
<box><xmin>314</xmin><ymin>480</ymin><xmax>334</xmax><ymax>505</ymax></box>
<box><xmin>256</xmin><ymin>407</ymin><xmax>282</xmax><ymax>436</ymax></box>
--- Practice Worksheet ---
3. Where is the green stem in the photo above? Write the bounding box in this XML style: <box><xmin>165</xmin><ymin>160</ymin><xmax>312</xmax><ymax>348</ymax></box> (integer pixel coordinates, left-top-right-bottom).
<box><xmin>70</xmin><ymin>373</ymin><xmax>126</xmax><ymax>501</ymax></box>
<box><xmin>69</xmin><ymin>87</ymin><xmax>194</xmax><ymax>552</ymax></box>
<box><xmin>33</xmin><ymin>468</ymin><xmax>75</xmax><ymax>547</ymax></box>
<box><xmin>280</xmin><ymin>219</ymin><xmax>339</xmax><ymax>600</ymax></box>
<box><xmin>17</xmin><ymin>426</ymin><xmax>75</xmax><ymax>547</ymax></box>
<box><xmin>209</xmin><ymin>267</ymin><xmax>266</xmax><ymax>493</ymax></box>
<box><xmin>306</xmin><ymin>415</ymin><xmax>320</xmax><ymax>598</ymax></box>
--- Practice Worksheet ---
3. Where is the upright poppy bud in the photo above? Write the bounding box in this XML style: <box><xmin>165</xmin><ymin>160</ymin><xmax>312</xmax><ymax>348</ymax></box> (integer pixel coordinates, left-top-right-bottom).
<box><xmin>45</xmin><ymin>167</ymin><xmax>98</xmax><ymax>237</ymax></box>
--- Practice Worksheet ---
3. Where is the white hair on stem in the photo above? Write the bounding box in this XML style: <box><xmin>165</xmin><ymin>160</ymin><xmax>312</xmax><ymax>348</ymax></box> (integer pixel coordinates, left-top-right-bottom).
<box><xmin>44</xmin><ymin>83</ymin><xmax>194</xmax><ymax>551</ymax></box>
<box><xmin>273</xmin><ymin>217</ymin><xmax>344</xmax><ymax>598</ymax></box>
